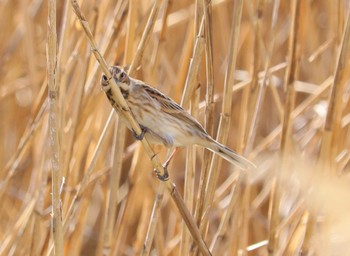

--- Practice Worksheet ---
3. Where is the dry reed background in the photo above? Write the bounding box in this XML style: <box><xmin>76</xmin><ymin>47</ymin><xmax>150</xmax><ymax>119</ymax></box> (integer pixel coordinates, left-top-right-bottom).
<box><xmin>0</xmin><ymin>0</ymin><xmax>350</xmax><ymax>255</ymax></box>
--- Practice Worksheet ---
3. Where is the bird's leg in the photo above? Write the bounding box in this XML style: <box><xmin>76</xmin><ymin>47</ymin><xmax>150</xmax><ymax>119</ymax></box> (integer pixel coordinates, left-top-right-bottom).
<box><xmin>132</xmin><ymin>125</ymin><xmax>147</xmax><ymax>140</ymax></box>
<box><xmin>156</xmin><ymin>148</ymin><xmax>177</xmax><ymax>181</ymax></box>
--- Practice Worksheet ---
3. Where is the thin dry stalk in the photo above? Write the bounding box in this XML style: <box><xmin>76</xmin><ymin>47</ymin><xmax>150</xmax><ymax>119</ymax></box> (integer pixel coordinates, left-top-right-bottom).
<box><xmin>238</xmin><ymin>175</ymin><xmax>251</xmax><ymax>255</ymax></box>
<box><xmin>202</xmin><ymin>0</ymin><xmax>215</xmax><ymax>136</ymax></box>
<box><xmin>21</xmin><ymin>1</ymin><xmax>38</xmax><ymax>89</ymax></box>
<box><xmin>300</xmin><ymin>212</ymin><xmax>316</xmax><ymax>255</ymax></box>
<box><xmin>56</xmin><ymin>0</ymin><xmax>70</xmax><ymax>128</ymax></box>
<box><xmin>240</xmin><ymin>0</ymin><xmax>263</xmax><ymax>154</ymax></box>
<box><xmin>142</xmin><ymin>184</ymin><xmax>165</xmax><ymax>256</ymax></box>
<box><xmin>227</xmin><ymin>184</ymin><xmax>243</xmax><ymax>256</ymax></box>
<box><xmin>0</xmin><ymin>199</ymin><xmax>36</xmax><ymax>255</ymax></box>
<box><xmin>110</xmin><ymin>186</ymin><xmax>135</xmax><ymax>255</ymax></box>
<box><xmin>197</xmin><ymin>2</ymin><xmax>216</xmax><ymax>245</ymax></box>
<box><xmin>180</xmin><ymin>88</ymin><xmax>199</xmax><ymax>255</ymax></box>
<box><xmin>67</xmin><ymin>183</ymin><xmax>96</xmax><ymax>255</ymax></box>
<box><xmin>284</xmin><ymin>211</ymin><xmax>309</xmax><ymax>255</ymax></box>
<box><xmin>276</xmin><ymin>200</ymin><xmax>305</xmax><ymax>235</ymax></box>
<box><xmin>189</xmin><ymin>17</ymin><xmax>215</xmax><ymax>256</ymax></box>
<box><xmin>128</xmin><ymin>0</ymin><xmax>163</xmax><ymax>74</ymax></box>
<box><xmin>125</xmin><ymin>0</ymin><xmax>137</xmax><ymax>63</ymax></box>
<box><xmin>0</xmin><ymin>99</ymin><xmax>47</xmax><ymax>202</ymax></box>
<box><xmin>60</xmin><ymin>42</ymin><xmax>88</xmax><ymax>179</ymax></box>
<box><xmin>158</xmin><ymin>0</ymin><xmax>172</xmax><ymax>41</ymax></box>
<box><xmin>291</xmin><ymin>76</ymin><xmax>333</xmax><ymax>119</ymax></box>
<box><xmin>268</xmin><ymin>0</ymin><xmax>301</xmax><ymax>254</ymax></box>
<box><xmin>244</xmin><ymin>0</ymin><xmax>280</xmax><ymax>155</ymax></box>
<box><xmin>47</xmin><ymin>0</ymin><xmax>64</xmax><ymax>254</ymax></box>
<box><xmin>174</xmin><ymin>20</ymin><xmax>194</xmax><ymax>97</ymax></box>
<box><xmin>209</xmin><ymin>174</ymin><xmax>239</xmax><ymax>253</ymax></box>
<box><xmin>137</xmin><ymin>200</ymin><xmax>155</xmax><ymax>254</ymax></box>
<box><xmin>95</xmin><ymin>189</ymin><xmax>109</xmax><ymax>256</ymax></box>
<box><xmin>180</xmin><ymin>16</ymin><xmax>205</xmax><ymax>108</ymax></box>
<box><xmin>104</xmin><ymin>119</ymin><xmax>125</xmax><ymax>249</ymax></box>
<box><xmin>32</xmin><ymin>154</ymin><xmax>49</xmax><ymax>256</ymax></box>
<box><xmin>155</xmin><ymin>220</ymin><xmax>166</xmax><ymax>254</ymax></box>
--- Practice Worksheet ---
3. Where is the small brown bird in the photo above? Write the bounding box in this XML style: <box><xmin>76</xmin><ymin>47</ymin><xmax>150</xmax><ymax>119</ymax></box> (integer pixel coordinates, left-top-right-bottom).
<box><xmin>101</xmin><ymin>66</ymin><xmax>255</xmax><ymax>170</ymax></box>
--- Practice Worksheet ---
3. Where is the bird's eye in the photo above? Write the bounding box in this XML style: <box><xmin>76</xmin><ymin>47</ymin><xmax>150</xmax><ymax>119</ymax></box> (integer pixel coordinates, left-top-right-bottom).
<box><xmin>120</xmin><ymin>72</ymin><xmax>126</xmax><ymax>80</ymax></box>
<box><xmin>101</xmin><ymin>74</ymin><xmax>109</xmax><ymax>86</ymax></box>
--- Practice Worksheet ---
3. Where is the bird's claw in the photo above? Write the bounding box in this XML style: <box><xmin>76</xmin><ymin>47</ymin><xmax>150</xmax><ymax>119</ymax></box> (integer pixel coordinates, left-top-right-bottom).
<box><xmin>132</xmin><ymin>127</ymin><xmax>146</xmax><ymax>140</ymax></box>
<box><xmin>155</xmin><ymin>166</ymin><xmax>169</xmax><ymax>181</ymax></box>
<box><xmin>155</xmin><ymin>149</ymin><xmax>177</xmax><ymax>181</ymax></box>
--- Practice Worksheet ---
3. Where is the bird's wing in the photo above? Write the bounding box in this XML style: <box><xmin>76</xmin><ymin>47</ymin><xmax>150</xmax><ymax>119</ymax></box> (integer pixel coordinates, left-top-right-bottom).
<box><xmin>142</xmin><ymin>84</ymin><xmax>207</xmax><ymax>135</ymax></box>
<box><xmin>142</xmin><ymin>85</ymin><xmax>184</xmax><ymax>112</ymax></box>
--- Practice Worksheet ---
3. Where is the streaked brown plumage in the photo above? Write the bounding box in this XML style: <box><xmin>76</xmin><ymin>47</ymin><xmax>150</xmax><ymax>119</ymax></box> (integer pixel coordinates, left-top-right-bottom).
<box><xmin>101</xmin><ymin>66</ymin><xmax>255</xmax><ymax>170</ymax></box>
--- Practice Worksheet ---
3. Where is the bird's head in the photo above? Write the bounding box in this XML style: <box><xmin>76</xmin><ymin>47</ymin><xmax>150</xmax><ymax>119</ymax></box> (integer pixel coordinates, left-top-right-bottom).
<box><xmin>101</xmin><ymin>66</ymin><xmax>130</xmax><ymax>95</ymax></box>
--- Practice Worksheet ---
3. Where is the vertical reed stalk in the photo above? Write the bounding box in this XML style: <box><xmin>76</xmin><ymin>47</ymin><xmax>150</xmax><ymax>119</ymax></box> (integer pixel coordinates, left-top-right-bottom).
<box><xmin>268</xmin><ymin>0</ymin><xmax>301</xmax><ymax>254</ymax></box>
<box><xmin>197</xmin><ymin>0</ymin><xmax>243</xmax><ymax>238</ymax></box>
<box><xmin>47</xmin><ymin>0</ymin><xmax>63</xmax><ymax>255</ymax></box>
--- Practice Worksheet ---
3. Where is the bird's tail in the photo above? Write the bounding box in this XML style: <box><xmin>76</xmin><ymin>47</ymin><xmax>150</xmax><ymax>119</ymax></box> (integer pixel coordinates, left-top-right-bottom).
<box><xmin>203</xmin><ymin>138</ymin><xmax>256</xmax><ymax>170</ymax></box>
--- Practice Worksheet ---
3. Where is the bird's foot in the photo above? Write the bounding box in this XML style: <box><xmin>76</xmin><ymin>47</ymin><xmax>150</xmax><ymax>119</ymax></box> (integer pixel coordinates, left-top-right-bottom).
<box><xmin>132</xmin><ymin>126</ymin><xmax>146</xmax><ymax>140</ymax></box>
<box><xmin>155</xmin><ymin>166</ymin><xmax>169</xmax><ymax>181</ymax></box>
<box><xmin>155</xmin><ymin>148</ymin><xmax>177</xmax><ymax>181</ymax></box>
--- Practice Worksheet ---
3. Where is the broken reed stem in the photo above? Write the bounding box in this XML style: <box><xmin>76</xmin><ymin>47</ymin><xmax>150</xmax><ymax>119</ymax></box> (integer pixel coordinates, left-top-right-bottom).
<box><xmin>268</xmin><ymin>0</ymin><xmax>300</xmax><ymax>254</ymax></box>
<box><xmin>47</xmin><ymin>0</ymin><xmax>64</xmax><ymax>255</ymax></box>
<box><xmin>70</xmin><ymin>1</ymin><xmax>211</xmax><ymax>255</ymax></box>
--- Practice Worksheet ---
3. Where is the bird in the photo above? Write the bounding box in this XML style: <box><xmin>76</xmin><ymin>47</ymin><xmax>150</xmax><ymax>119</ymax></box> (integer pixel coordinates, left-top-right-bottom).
<box><xmin>100</xmin><ymin>65</ymin><xmax>256</xmax><ymax>173</ymax></box>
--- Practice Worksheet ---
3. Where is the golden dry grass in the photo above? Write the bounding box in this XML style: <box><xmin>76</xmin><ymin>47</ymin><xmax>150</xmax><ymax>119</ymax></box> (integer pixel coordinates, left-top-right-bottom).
<box><xmin>0</xmin><ymin>0</ymin><xmax>350</xmax><ymax>255</ymax></box>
